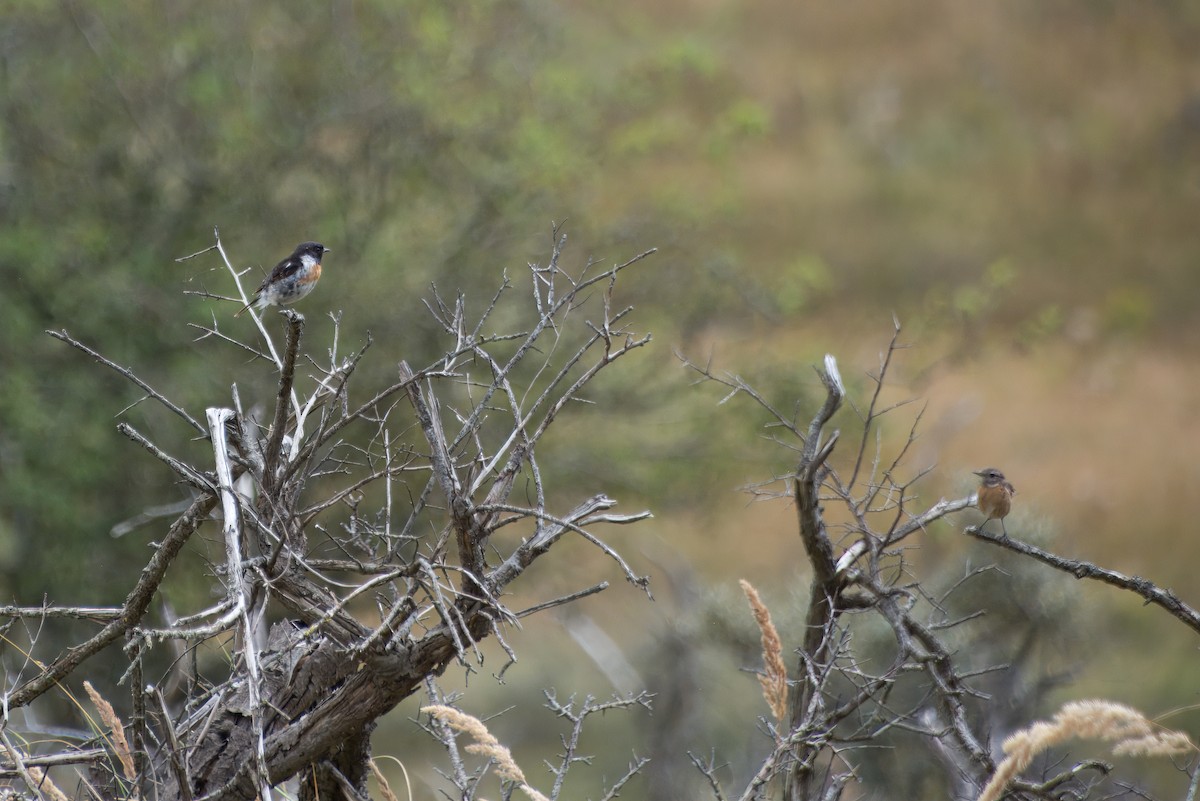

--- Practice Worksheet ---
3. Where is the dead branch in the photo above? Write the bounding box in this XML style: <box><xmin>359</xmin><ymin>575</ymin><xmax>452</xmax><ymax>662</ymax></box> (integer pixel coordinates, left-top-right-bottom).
<box><xmin>684</xmin><ymin>333</ymin><xmax>1194</xmax><ymax>801</ymax></box>
<box><xmin>46</xmin><ymin>329</ymin><xmax>207</xmax><ymax>436</ymax></box>
<box><xmin>8</xmin><ymin>492</ymin><xmax>217</xmax><ymax>709</ymax></box>
<box><xmin>17</xmin><ymin>233</ymin><xmax>655</xmax><ymax>801</ymax></box>
<box><xmin>966</xmin><ymin>526</ymin><xmax>1200</xmax><ymax>636</ymax></box>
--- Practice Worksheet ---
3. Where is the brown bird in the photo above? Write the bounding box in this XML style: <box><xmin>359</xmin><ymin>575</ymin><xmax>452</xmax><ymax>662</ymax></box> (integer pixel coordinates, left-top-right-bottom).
<box><xmin>974</xmin><ymin>467</ymin><xmax>1016</xmax><ymax>536</ymax></box>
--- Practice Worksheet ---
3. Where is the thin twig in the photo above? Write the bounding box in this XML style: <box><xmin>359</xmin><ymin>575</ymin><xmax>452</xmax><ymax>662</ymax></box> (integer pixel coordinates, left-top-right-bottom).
<box><xmin>47</xmin><ymin>329</ymin><xmax>206</xmax><ymax>435</ymax></box>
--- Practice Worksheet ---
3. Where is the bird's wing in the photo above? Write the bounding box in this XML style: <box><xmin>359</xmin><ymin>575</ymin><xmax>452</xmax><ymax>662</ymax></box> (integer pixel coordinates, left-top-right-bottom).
<box><xmin>270</xmin><ymin>256</ymin><xmax>303</xmax><ymax>281</ymax></box>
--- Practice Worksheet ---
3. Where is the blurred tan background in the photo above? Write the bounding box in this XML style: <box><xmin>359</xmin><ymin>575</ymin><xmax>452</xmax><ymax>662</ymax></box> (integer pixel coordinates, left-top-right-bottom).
<box><xmin>2</xmin><ymin>0</ymin><xmax>1199</xmax><ymax>797</ymax></box>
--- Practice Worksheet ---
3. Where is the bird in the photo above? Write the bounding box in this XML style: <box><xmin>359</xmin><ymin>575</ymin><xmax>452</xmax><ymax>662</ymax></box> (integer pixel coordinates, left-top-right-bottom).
<box><xmin>235</xmin><ymin>241</ymin><xmax>331</xmax><ymax>317</ymax></box>
<box><xmin>974</xmin><ymin>467</ymin><xmax>1016</xmax><ymax>536</ymax></box>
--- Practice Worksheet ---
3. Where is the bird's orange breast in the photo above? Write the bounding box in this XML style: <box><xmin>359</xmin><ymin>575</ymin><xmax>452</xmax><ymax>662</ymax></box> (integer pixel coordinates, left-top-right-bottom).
<box><xmin>299</xmin><ymin>261</ymin><xmax>322</xmax><ymax>285</ymax></box>
<box><xmin>977</xmin><ymin>484</ymin><xmax>1012</xmax><ymax>518</ymax></box>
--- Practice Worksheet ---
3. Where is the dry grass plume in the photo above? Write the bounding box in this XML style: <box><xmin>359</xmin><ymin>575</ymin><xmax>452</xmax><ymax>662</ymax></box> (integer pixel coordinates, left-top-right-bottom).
<box><xmin>422</xmin><ymin>704</ymin><xmax>550</xmax><ymax>801</ymax></box>
<box><xmin>739</xmin><ymin>579</ymin><xmax>789</xmax><ymax>723</ymax></box>
<box><xmin>369</xmin><ymin>758</ymin><xmax>404</xmax><ymax>801</ymax></box>
<box><xmin>27</xmin><ymin>767</ymin><xmax>70</xmax><ymax>801</ymax></box>
<box><xmin>976</xmin><ymin>699</ymin><xmax>1196</xmax><ymax>801</ymax></box>
<box><xmin>84</xmin><ymin>680</ymin><xmax>136</xmax><ymax>782</ymax></box>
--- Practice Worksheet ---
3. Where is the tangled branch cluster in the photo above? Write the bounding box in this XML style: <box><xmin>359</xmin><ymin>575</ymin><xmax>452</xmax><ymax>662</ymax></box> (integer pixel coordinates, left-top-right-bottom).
<box><xmin>684</xmin><ymin>323</ymin><xmax>1200</xmax><ymax>801</ymax></box>
<box><xmin>4</xmin><ymin>233</ymin><xmax>1199</xmax><ymax>801</ymax></box>
<box><xmin>2</xmin><ymin>229</ymin><xmax>653</xmax><ymax>801</ymax></box>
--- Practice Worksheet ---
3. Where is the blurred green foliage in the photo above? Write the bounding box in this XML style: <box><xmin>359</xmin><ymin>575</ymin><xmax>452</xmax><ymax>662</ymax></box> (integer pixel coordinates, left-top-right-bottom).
<box><xmin>3</xmin><ymin>0</ymin><xmax>1200</xmax><ymax>796</ymax></box>
<box><xmin>0</xmin><ymin>0</ymin><xmax>764</xmax><ymax>601</ymax></box>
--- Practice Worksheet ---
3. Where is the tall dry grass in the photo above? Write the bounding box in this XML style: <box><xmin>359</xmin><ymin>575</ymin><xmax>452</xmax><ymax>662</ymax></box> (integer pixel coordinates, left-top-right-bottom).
<box><xmin>976</xmin><ymin>699</ymin><xmax>1195</xmax><ymax>801</ymax></box>
<box><xmin>422</xmin><ymin>705</ymin><xmax>551</xmax><ymax>801</ymax></box>
<box><xmin>739</xmin><ymin>579</ymin><xmax>789</xmax><ymax>723</ymax></box>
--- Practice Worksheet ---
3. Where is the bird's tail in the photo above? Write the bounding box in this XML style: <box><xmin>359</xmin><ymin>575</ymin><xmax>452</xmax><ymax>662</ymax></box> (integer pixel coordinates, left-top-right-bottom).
<box><xmin>234</xmin><ymin>299</ymin><xmax>257</xmax><ymax>317</ymax></box>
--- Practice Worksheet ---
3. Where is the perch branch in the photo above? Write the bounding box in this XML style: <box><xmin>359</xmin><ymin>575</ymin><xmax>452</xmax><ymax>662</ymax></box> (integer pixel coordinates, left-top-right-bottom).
<box><xmin>966</xmin><ymin>526</ymin><xmax>1200</xmax><ymax>636</ymax></box>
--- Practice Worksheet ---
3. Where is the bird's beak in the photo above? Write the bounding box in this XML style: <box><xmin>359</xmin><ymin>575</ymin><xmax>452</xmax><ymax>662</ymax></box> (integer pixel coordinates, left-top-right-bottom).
<box><xmin>972</xmin><ymin>470</ymin><xmax>984</xmax><ymax>477</ymax></box>
<box><xmin>323</xmin><ymin>247</ymin><xmax>332</xmax><ymax>253</ymax></box>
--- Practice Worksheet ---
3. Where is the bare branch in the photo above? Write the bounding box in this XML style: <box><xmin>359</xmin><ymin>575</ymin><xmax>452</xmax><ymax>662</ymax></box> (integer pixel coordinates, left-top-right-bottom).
<box><xmin>514</xmin><ymin>582</ymin><xmax>609</xmax><ymax>618</ymax></box>
<box><xmin>47</xmin><ymin>329</ymin><xmax>207</xmax><ymax>436</ymax></box>
<box><xmin>118</xmin><ymin>422</ymin><xmax>215</xmax><ymax>492</ymax></box>
<box><xmin>260</xmin><ymin>311</ymin><xmax>305</xmax><ymax>488</ymax></box>
<box><xmin>0</xmin><ymin>605</ymin><xmax>121</xmax><ymax>622</ymax></box>
<box><xmin>966</xmin><ymin>525</ymin><xmax>1200</xmax><ymax>636</ymax></box>
<box><xmin>9</xmin><ymin>492</ymin><xmax>216</xmax><ymax>709</ymax></box>
<box><xmin>0</xmin><ymin>749</ymin><xmax>108</xmax><ymax>776</ymax></box>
